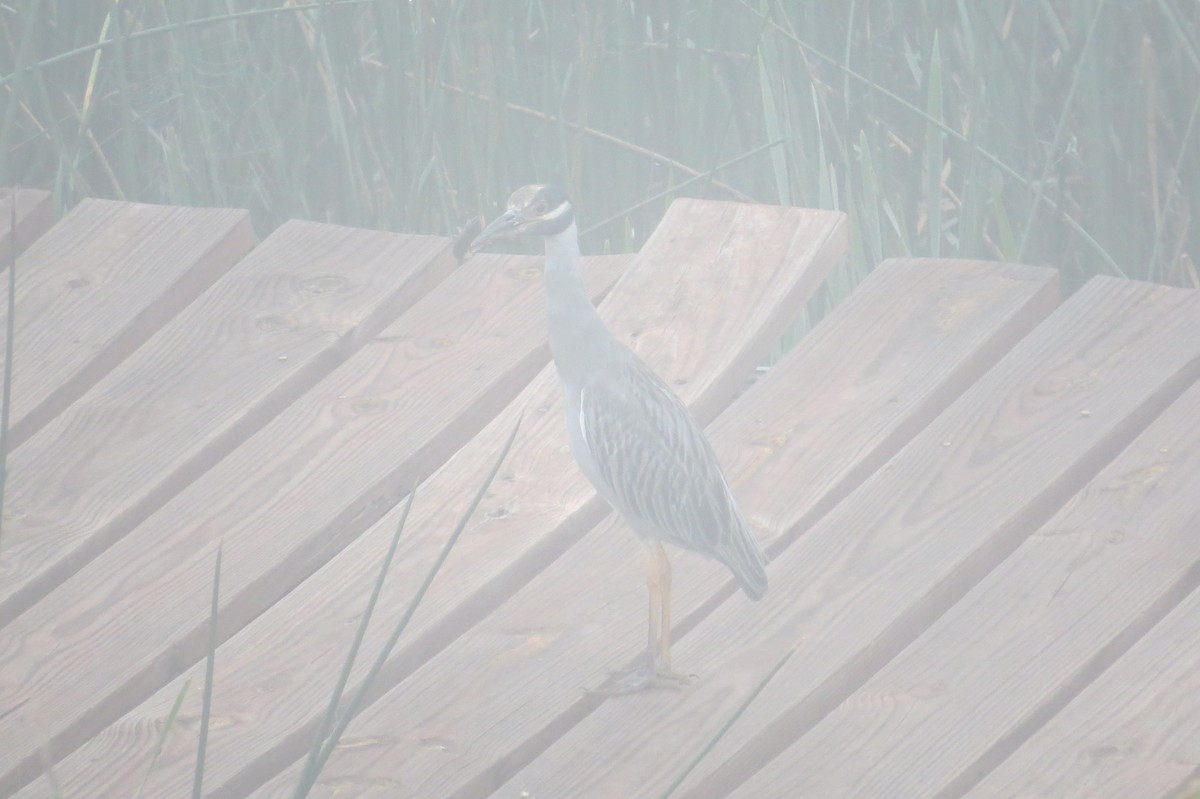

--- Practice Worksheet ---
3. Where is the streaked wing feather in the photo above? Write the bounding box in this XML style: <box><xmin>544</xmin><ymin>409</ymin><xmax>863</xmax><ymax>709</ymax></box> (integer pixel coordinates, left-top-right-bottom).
<box><xmin>579</xmin><ymin>357</ymin><xmax>741</xmax><ymax>556</ymax></box>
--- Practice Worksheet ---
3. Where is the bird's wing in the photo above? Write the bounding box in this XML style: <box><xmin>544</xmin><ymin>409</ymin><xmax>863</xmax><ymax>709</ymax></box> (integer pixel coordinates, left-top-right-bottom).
<box><xmin>577</xmin><ymin>357</ymin><xmax>746</xmax><ymax>556</ymax></box>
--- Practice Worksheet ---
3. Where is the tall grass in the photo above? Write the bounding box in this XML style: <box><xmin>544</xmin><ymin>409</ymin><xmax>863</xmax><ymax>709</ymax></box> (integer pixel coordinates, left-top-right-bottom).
<box><xmin>2</xmin><ymin>2</ymin><xmax>1196</xmax><ymax>291</ymax></box>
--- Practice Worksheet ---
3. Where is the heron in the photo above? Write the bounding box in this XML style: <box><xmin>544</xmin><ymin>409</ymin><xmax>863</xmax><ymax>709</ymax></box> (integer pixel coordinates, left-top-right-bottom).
<box><xmin>471</xmin><ymin>184</ymin><xmax>767</xmax><ymax>691</ymax></box>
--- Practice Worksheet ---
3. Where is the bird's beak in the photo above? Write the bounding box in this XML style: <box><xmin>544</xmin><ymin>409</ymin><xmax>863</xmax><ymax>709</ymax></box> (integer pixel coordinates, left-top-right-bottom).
<box><xmin>469</xmin><ymin>209</ymin><xmax>524</xmax><ymax>253</ymax></box>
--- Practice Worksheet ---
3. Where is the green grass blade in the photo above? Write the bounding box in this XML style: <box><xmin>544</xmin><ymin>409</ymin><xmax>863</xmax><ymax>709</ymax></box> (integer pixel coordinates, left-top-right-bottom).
<box><xmin>756</xmin><ymin>19</ymin><xmax>791</xmax><ymax>206</ymax></box>
<box><xmin>989</xmin><ymin>176</ymin><xmax>1017</xmax><ymax>259</ymax></box>
<box><xmin>925</xmin><ymin>31</ymin><xmax>943</xmax><ymax>258</ymax></box>
<box><xmin>812</xmin><ymin>84</ymin><xmax>831</xmax><ymax>210</ymax></box>
<box><xmin>0</xmin><ymin>0</ymin><xmax>46</xmax><ymax>184</ymax></box>
<box><xmin>192</xmin><ymin>542</ymin><xmax>222</xmax><ymax>799</ymax></box>
<box><xmin>658</xmin><ymin>648</ymin><xmax>795</xmax><ymax>799</ymax></box>
<box><xmin>109</xmin><ymin>0</ymin><xmax>137</xmax><ymax>199</ymax></box>
<box><xmin>134</xmin><ymin>679</ymin><xmax>191</xmax><ymax>799</ymax></box>
<box><xmin>1015</xmin><ymin>1</ymin><xmax>1105</xmax><ymax>264</ymax></box>
<box><xmin>61</xmin><ymin>1</ymin><xmax>116</xmax><ymax>201</ymax></box>
<box><xmin>163</xmin><ymin>127</ymin><xmax>192</xmax><ymax>207</ymax></box>
<box><xmin>293</xmin><ymin>489</ymin><xmax>416</xmax><ymax>797</ymax></box>
<box><xmin>879</xmin><ymin>192</ymin><xmax>912</xmax><ymax>258</ymax></box>
<box><xmin>292</xmin><ymin>414</ymin><xmax>524</xmax><ymax>797</ymax></box>
<box><xmin>856</xmin><ymin>129</ymin><xmax>883</xmax><ymax>266</ymax></box>
<box><xmin>1147</xmin><ymin>89</ymin><xmax>1200</xmax><ymax>282</ymax></box>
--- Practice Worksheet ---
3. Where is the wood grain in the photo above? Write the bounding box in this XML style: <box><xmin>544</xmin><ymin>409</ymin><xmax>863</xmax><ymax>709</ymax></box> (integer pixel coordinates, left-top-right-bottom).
<box><xmin>967</xmin><ymin>544</ymin><xmax>1200</xmax><ymax>798</ymax></box>
<box><xmin>0</xmin><ymin>250</ymin><xmax>629</xmax><ymax>798</ymax></box>
<box><xmin>736</xmin><ymin>379</ymin><xmax>1200</xmax><ymax>798</ymax></box>
<box><xmin>494</xmin><ymin>277</ymin><xmax>1200</xmax><ymax>799</ymax></box>
<box><xmin>0</xmin><ymin>187</ymin><xmax>54</xmax><ymax>258</ymax></box>
<box><xmin>243</xmin><ymin>258</ymin><xmax>1059</xmax><ymax>799</ymax></box>
<box><xmin>0</xmin><ymin>220</ymin><xmax>455</xmax><ymax>628</ymax></box>
<box><xmin>25</xmin><ymin>201</ymin><xmax>846</xmax><ymax>799</ymax></box>
<box><xmin>0</xmin><ymin>198</ymin><xmax>255</xmax><ymax>445</ymax></box>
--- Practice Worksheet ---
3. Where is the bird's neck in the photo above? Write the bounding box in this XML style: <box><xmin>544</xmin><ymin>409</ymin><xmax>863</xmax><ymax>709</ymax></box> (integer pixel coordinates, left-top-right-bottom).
<box><xmin>542</xmin><ymin>221</ymin><xmax>617</xmax><ymax>382</ymax></box>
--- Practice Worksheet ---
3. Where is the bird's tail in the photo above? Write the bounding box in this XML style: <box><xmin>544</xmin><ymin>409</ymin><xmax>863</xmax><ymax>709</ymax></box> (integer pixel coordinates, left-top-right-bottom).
<box><xmin>723</xmin><ymin>523</ymin><xmax>769</xmax><ymax>601</ymax></box>
<box><xmin>733</xmin><ymin>554</ymin><xmax>768</xmax><ymax>600</ymax></box>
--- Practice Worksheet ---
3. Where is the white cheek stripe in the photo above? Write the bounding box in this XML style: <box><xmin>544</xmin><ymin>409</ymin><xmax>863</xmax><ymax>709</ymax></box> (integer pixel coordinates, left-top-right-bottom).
<box><xmin>542</xmin><ymin>201</ymin><xmax>571</xmax><ymax>225</ymax></box>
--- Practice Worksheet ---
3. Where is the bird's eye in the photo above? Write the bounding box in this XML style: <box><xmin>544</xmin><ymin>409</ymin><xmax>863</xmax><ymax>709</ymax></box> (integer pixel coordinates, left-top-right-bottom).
<box><xmin>532</xmin><ymin>202</ymin><xmax>548</xmax><ymax>215</ymax></box>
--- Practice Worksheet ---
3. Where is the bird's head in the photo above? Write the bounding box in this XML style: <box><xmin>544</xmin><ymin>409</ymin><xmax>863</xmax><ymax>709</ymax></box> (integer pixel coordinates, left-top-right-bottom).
<box><xmin>470</xmin><ymin>184</ymin><xmax>574</xmax><ymax>252</ymax></box>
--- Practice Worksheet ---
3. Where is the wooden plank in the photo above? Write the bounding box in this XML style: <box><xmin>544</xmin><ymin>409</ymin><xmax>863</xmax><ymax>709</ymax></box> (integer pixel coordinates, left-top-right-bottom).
<box><xmin>493</xmin><ymin>277</ymin><xmax>1200</xmax><ymax>799</ymax></box>
<box><xmin>0</xmin><ymin>198</ymin><xmax>255</xmax><ymax>446</ymax></box>
<box><xmin>246</xmin><ymin>258</ymin><xmax>1062</xmax><ymax>799</ymax></box>
<box><xmin>734</xmin><ymin>378</ymin><xmax>1200</xmax><ymax>798</ymax></box>
<box><xmin>0</xmin><ymin>187</ymin><xmax>54</xmax><ymax>258</ymax></box>
<box><xmin>0</xmin><ymin>221</ymin><xmax>452</xmax><ymax>628</ymax></box>
<box><xmin>0</xmin><ymin>250</ymin><xmax>630</xmax><ymax>799</ymax></box>
<box><xmin>28</xmin><ymin>201</ymin><xmax>848</xmax><ymax>799</ymax></box>
<box><xmin>967</xmin><ymin>570</ymin><xmax>1200</xmax><ymax>798</ymax></box>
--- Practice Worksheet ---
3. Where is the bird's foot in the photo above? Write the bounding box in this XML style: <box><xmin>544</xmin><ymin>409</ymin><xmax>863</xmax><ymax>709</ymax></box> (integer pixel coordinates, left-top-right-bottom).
<box><xmin>590</xmin><ymin>664</ymin><xmax>696</xmax><ymax>695</ymax></box>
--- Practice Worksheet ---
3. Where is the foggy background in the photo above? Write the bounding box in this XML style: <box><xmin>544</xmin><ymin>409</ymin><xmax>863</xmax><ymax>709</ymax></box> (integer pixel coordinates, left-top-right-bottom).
<box><xmin>2</xmin><ymin>1</ymin><xmax>1196</xmax><ymax>298</ymax></box>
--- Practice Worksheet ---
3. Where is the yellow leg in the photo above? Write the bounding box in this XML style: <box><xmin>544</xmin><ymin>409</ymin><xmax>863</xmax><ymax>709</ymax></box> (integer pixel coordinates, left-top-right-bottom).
<box><xmin>653</xmin><ymin>541</ymin><xmax>673</xmax><ymax>672</ymax></box>
<box><xmin>591</xmin><ymin>540</ymin><xmax>694</xmax><ymax>694</ymax></box>
<box><xmin>649</xmin><ymin>541</ymin><xmax>691</xmax><ymax>683</ymax></box>
<box><xmin>643</xmin><ymin>540</ymin><xmax>663</xmax><ymax>670</ymax></box>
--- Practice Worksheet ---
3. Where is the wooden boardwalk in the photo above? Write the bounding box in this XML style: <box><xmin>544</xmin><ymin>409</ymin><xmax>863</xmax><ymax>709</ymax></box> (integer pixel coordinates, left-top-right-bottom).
<box><xmin>1</xmin><ymin>187</ymin><xmax>1199</xmax><ymax>798</ymax></box>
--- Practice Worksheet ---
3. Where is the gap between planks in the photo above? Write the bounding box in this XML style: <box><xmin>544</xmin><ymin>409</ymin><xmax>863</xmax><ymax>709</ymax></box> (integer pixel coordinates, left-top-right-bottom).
<box><xmin>967</xmin><ymin>520</ymin><xmax>1200</xmax><ymax>799</ymax></box>
<box><xmin>0</xmin><ymin>221</ymin><xmax>454</xmax><ymax>628</ymax></box>
<box><xmin>1</xmin><ymin>198</ymin><xmax>256</xmax><ymax>447</ymax></box>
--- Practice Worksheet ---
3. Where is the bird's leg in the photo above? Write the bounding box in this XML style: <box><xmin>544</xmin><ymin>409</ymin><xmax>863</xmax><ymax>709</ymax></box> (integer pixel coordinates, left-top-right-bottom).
<box><xmin>657</xmin><ymin>542</ymin><xmax>676</xmax><ymax>671</ymax></box>
<box><xmin>590</xmin><ymin>541</ymin><xmax>692</xmax><ymax>694</ymax></box>
<box><xmin>651</xmin><ymin>542</ymin><xmax>693</xmax><ymax>685</ymax></box>
<box><xmin>645</xmin><ymin>540</ymin><xmax>663</xmax><ymax>672</ymax></box>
